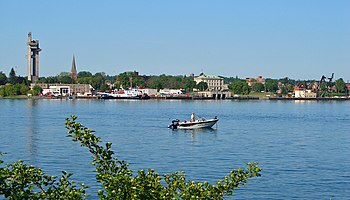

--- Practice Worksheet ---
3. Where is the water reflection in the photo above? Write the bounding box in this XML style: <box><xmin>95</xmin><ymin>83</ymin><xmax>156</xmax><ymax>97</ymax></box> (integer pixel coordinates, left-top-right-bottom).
<box><xmin>173</xmin><ymin>128</ymin><xmax>218</xmax><ymax>141</ymax></box>
<box><xmin>67</xmin><ymin>98</ymin><xmax>78</xmax><ymax>105</ymax></box>
<box><xmin>26</xmin><ymin>99</ymin><xmax>38</xmax><ymax>162</ymax></box>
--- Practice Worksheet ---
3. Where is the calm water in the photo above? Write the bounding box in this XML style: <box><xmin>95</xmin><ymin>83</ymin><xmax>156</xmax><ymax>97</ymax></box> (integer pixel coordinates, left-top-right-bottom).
<box><xmin>0</xmin><ymin>99</ymin><xmax>349</xmax><ymax>199</ymax></box>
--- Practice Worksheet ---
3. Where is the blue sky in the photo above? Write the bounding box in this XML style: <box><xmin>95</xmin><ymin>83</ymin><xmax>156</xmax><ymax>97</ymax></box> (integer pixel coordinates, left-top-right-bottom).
<box><xmin>0</xmin><ymin>0</ymin><xmax>349</xmax><ymax>81</ymax></box>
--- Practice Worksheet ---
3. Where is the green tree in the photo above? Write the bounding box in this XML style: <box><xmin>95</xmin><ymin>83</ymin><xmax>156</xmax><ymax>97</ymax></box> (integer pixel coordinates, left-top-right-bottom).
<box><xmin>320</xmin><ymin>82</ymin><xmax>327</xmax><ymax>91</ymax></box>
<box><xmin>287</xmin><ymin>84</ymin><xmax>294</xmax><ymax>92</ymax></box>
<box><xmin>0</xmin><ymin>84</ymin><xmax>29</xmax><ymax>96</ymax></box>
<box><xmin>28</xmin><ymin>85</ymin><xmax>43</xmax><ymax>96</ymax></box>
<box><xmin>149</xmin><ymin>79</ymin><xmax>164</xmax><ymax>92</ymax></box>
<box><xmin>196</xmin><ymin>81</ymin><xmax>208</xmax><ymax>91</ymax></box>
<box><xmin>77</xmin><ymin>71</ymin><xmax>93</xmax><ymax>78</ymax></box>
<box><xmin>251</xmin><ymin>82</ymin><xmax>264</xmax><ymax>92</ymax></box>
<box><xmin>146</xmin><ymin>75</ymin><xmax>163</xmax><ymax>90</ymax></box>
<box><xmin>77</xmin><ymin>76</ymin><xmax>92</xmax><ymax>85</ymax></box>
<box><xmin>182</xmin><ymin>77</ymin><xmax>196</xmax><ymax>92</ymax></box>
<box><xmin>117</xmin><ymin>72</ymin><xmax>131</xmax><ymax>88</ymax></box>
<box><xmin>145</xmin><ymin>75</ymin><xmax>194</xmax><ymax>90</ymax></box>
<box><xmin>9</xmin><ymin>68</ymin><xmax>15</xmax><ymax>78</ymax></box>
<box><xmin>280</xmin><ymin>77</ymin><xmax>289</xmax><ymax>85</ymax></box>
<box><xmin>91</xmin><ymin>73</ymin><xmax>107</xmax><ymax>91</ymax></box>
<box><xmin>8</xmin><ymin>68</ymin><xmax>17</xmax><ymax>84</ymax></box>
<box><xmin>131</xmin><ymin>76</ymin><xmax>146</xmax><ymax>88</ymax></box>
<box><xmin>280</xmin><ymin>86</ymin><xmax>288</xmax><ymax>95</ymax></box>
<box><xmin>0</xmin><ymin>72</ymin><xmax>7</xmax><ymax>85</ymax></box>
<box><xmin>335</xmin><ymin>78</ymin><xmax>346</xmax><ymax>93</ymax></box>
<box><xmin>1</xmin><ymin>116</ymin><xmax>262</xmax><ymax>199</ymax></box>
<box><xmin>222</xmin><ymin>76</ymin><xmax>240</xmax><ymax>84</ymax></box>
<box><xmin>117</xmin><ymin>72</ymin><xmax>146</xmax><ymax>88</ymax></box>
<box><xmin>9</xmin><ymin>85</ymin><xmax>18</xmax><ymax>96</ymax></box>
<box><xmin>0</xmin><ymin>87</ymin><xmax>6</xmax><ymax>97</ymax></box>
<box><xmin>59</xmin><ymin>75</ymin><xmax>74</xmax><ymax>84</ymax></box>
<box><xmin>38</xmin><ymin>76</ymin><xmax>60</xmax><ymax>84</ymax></box>
<box><xmin>265</xmin><ymin>79</ymin><xmax>279</xmax><ymax>93</ymax></box>
<box><xmin>37</xmin><ymin>77</ymin><xmax>47</xmax><ymax>83</ymax></box>
<box><xmin>58</xmin><ymin>72</ymin><xmax>74</xmax><ymax>84</ymax></box>
<box><xmin>99</xmin><ymin>83</ymin><xmax>110</xmax><ymax>92</ymax></box>
<box><xmin>19</xmin><ymin>84</ymin><xmax>29</xmax><ymax>95</ymax></box>
<box><xmin>0</xmin><ymin>85</ymin><xmax>11</xmax><ymax>96</ymax></box>
<box><xmin>47</xmin><ymin>76</ymin><xmax>59</xmax><ymax>83</ymax></box>
<box><xmin>229</xmin><ymin>80</ymin><xmax>250</xmax><ymax>95</ymax></box>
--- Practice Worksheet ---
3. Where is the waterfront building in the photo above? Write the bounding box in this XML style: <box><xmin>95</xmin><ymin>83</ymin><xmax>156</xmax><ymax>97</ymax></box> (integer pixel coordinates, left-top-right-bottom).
<box><xmin>194</xmin><ymin>73</ymin><xmax>224</xmax><ymax>91</ymax></box>
<box><xmin>159</xmin><ymin>89</ymin><xmax>183</xmax><ymax>95</ymax></box>
<box><xmin>31</xmin><ymin>83</ymin><xmax>93</xmax><ymax>96</ymax></box>
<box><xmin>27</xmin><ymin>32</ymin><xmax>41</xmax><ymax>82</ymax></box>
<box><xmin>346</xmin><ymin>84</ymin><xmax>350</xmax><ymax>94</ymax></box>
<box><xmin>294</xmin><ymin>88</ymin><xmax>316</xmax><ymax>98</ymax></box>
<box><xmin>197</xmin><ymin>90</ymin><xmax>232</xmax><ymax>99</ymax></box>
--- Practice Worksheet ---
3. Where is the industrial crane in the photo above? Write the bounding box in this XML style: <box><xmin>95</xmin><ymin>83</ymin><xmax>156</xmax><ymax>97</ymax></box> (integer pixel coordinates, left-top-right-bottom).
<box><xmin>318</xmin><ymin>73</ymin><xmax>334</xmax><ymax>97</ymax></box>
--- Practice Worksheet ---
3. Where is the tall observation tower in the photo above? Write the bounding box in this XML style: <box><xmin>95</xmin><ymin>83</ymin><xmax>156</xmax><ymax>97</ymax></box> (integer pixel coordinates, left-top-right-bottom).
<box><xmin>27</xmin><ymin>32</ymin><xmax>41</xmax><ymax>82</ymax></box>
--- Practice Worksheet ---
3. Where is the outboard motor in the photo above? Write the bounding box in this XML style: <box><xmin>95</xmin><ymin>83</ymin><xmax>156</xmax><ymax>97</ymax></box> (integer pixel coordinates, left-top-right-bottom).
<box><xmin>168</xmin><ymin>119</ymin><xmax>180</xmax><ymax>129</ymax></box>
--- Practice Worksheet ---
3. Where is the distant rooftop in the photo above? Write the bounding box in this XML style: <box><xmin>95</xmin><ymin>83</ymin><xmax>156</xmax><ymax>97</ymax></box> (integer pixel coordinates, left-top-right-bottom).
<box><xmin>196</xmin><ymin>73</ymin><xmax>222</xmax><ymax>79</ymax></box>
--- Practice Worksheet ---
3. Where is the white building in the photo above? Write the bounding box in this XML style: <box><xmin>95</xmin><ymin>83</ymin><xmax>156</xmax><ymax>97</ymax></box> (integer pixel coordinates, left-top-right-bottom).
<box><xmin>42</xmin><ymin>85</ymin><xmax>70</xmax><ymax>96</ymax></box>
<box><xmin>159</xmin><ymin>89</ymin><xmax>183</xmax><ymax>95</ymax></box>
<box><xmin>193</xmin><ymin>73</ymin><xmax>224</xmax><ymax>91</ymax></box>
<box><xmin>294</xmin><ymin>88</ymin><xmax>316</xmax><ymax>98</ymax></box>
<box><xmin>32</xmin><ymin>83</ymin><xmax>93</xmax><ymax>96</ymax></box>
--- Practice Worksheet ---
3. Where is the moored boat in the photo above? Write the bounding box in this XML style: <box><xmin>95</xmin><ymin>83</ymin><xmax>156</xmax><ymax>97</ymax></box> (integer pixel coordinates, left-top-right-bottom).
<box><xmin>168</xmin><ymin>117</ymin><xmax>219</xmax><ymax>129</ymax></box>
<box><xmin>99</xmin><ymin>88</ymin><xmax>149</xmax><ymax>100</ymax></box>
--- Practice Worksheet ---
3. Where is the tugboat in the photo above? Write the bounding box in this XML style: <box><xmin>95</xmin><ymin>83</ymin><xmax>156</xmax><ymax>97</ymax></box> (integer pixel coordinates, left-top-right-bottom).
<box><xmin>99</xmin><ymin>88</ymin><xmax>149</xmax><ymax>100</ymax></box>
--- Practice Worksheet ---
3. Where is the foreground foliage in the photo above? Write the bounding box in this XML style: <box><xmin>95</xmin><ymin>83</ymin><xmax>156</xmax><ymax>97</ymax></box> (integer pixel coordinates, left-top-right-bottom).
<box><xmin>0</xmin><ymin>116</ymin><xmax>261</xmax><ymax>199</ymax></box>
<box><xmin>0</xmin><ymin>156</ymin><xmax>87</xmax><ymax>199</ymax></box>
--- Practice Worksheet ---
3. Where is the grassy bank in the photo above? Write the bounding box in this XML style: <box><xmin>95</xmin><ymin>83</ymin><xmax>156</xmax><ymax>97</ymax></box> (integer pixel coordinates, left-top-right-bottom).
<box><xmin>241</xmin><ymin>92</ymin><xmax>275</xmax><ymax>97</ymax></box>
<box><xmin>0</xmin><ymin>95</ymin><xmax>28</xmax><ymax>99</ymax></box>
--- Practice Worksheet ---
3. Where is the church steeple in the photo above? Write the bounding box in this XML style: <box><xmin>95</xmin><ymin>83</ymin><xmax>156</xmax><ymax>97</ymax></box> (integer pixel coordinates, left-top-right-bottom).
<box><xmin>71</xmin><ymin>55</ymin><xmax>77</xmax><ymax>81</ymax></box>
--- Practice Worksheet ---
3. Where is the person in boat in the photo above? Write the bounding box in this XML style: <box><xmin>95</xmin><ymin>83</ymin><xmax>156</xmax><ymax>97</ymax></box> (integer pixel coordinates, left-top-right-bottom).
<box><xmin>190</xmin><ymin>112</ymin><xmax>195</xmax><ymax>122</ymax></box>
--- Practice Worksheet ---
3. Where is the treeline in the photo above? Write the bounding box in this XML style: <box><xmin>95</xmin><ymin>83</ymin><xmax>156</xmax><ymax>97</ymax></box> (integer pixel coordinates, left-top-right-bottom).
<box><xmin>228</xmin><ymin>79</ymin><xmax>280</xmax><ymax>95</ymax></box>
<box><xmin>116</xmin><ymin>72</ymin><xmax>197</xmax><ymax>91</ymax></box>
<box><xmin>37</xmin><ymin>71</ymin><xmax>200</xmax><ymax>92</ymax></box>
<box><xmin>0</xmin><ymin>68</ymin><xmax>28</xmax><ymax>86</ymax></box>
<box><xmin>229</xmin><ymin>77</ymin><xmax>348</xmax><ymax>96</ymax></box>
<box><xmin>0</xmin><ymin>69</ymin><xmax>31</xmax><ymax>97</ymax></box>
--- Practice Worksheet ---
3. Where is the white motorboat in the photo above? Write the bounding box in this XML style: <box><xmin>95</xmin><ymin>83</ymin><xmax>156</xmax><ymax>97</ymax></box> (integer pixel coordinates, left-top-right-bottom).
<box><xmin>168</xmin><ymin>117</ymin><xmax>219</xmax><ymax>129</ymax></box>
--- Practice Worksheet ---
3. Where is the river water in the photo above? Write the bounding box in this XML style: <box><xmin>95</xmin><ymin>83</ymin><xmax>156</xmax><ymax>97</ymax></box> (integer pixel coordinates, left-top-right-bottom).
<box><xmin>0</xmin><ymin>99</ymin><xmax>349</xmax><ymax>199</ymax></box>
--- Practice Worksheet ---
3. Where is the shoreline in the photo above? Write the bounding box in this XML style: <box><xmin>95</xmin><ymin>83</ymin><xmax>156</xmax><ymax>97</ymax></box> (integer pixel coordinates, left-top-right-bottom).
<box><xmin>1</xmin><ymin>95</ymin><xmax>349</xmax><ymax>101</ymax></box>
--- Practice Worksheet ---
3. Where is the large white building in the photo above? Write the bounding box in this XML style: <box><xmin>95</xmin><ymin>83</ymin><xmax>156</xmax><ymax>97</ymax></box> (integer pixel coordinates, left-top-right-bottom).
<box><xmin>31</xmin><ymin>83</ymin><xmax>93</xmax><ymax>96</ymax></box>
<box><xmin>194</xmin><ymin>73</ymin><xmax>224</xmax><ymax>91</ymax></box>
<box><xmin>294</xmin><ymin>88</ymin><xmax>316</xmax><ymax>98</ymax></box>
